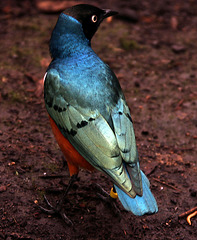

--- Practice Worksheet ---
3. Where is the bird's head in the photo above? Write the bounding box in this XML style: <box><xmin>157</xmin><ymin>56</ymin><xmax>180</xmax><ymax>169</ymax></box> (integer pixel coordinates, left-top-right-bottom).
<box><xmin>63</xmin><ymin>4</ymin><xmax>118</xmax><ymax>40</ymax></box>
<box><xmin>49</xmin><ymin>4</ymin><xmax>117</xmax><ymax>58</ymax></box>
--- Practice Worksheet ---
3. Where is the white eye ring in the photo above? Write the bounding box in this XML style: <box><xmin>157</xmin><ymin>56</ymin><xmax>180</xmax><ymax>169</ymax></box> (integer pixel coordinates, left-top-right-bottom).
<box><xmin>91</xmin><ymin>15</ymin><xmax>97</xmax><ymax>23</ymax></box>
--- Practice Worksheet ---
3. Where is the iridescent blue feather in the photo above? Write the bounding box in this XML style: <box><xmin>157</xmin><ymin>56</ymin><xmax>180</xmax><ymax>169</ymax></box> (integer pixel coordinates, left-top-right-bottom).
<box><xmin>115</xmin><ymin>170</ymin><xmax>158</xmax><ymax>215</ymax></box>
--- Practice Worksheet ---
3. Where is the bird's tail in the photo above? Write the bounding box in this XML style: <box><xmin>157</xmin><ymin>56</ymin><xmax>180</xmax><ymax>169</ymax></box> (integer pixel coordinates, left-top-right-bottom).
<box><xmin>115</xmin><ymin>170</ymin><xmax>158</xmax><ymax>215</ymax></box>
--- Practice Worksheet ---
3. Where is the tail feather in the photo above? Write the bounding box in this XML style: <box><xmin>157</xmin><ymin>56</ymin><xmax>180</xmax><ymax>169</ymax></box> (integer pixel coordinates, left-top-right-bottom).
<box><xmin>115</xmin><ymin>170</ymin><xmax>158</xmax><ymax>216</ymax></box>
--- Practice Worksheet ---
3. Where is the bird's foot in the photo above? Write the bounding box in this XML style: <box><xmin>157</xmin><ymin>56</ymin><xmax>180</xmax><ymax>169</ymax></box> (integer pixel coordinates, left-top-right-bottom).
<box><xmin>94</xmin><ymin>183</ymin><xmax>121</xmax><ymax>217</ymax></box>
<box><xmin>39</xmin><ymin>195</ymin><xmax>73</xmax><ymax>225</ymax></box>
<box><xmin>38</xmin><ymin>174</ymin><xmax>78</xmax><ymax>225</ymax></box>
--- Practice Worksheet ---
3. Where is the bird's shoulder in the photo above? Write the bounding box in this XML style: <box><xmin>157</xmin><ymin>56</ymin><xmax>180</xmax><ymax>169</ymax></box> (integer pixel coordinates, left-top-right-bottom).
<box><xmin>45</xmin><ymin>53</ymin><xmax>123</xmax><ymax>115</ymax></box>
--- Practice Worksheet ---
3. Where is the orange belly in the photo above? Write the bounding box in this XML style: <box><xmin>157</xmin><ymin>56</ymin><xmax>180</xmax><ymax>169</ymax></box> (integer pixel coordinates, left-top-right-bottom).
<box><xmin>49</xmin><ymin>115</ymin><xmax>95</xmax><ymax>176</ymax></box>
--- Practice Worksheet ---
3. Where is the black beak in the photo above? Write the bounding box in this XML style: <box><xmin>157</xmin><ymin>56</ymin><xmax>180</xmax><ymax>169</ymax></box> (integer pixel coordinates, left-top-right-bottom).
<box><xmin>102</xmin><ymin>9</ymin><xmax>118</xmax><ymax>19</ymax></box>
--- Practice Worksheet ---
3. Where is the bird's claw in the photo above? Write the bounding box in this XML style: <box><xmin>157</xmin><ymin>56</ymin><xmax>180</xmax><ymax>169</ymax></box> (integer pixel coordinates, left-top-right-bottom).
<box><xmin>38</xmin><ymin>195</ymin><xmax>73</xmax><ymax>225</ymax></box>
<box><xmin>94</xmin><ymin>183</ymin><xmax>109</xmax><ymax>196</ymax></box>
<box><xmin>93</xmin><ymin>183</ymin><xmax>121</xmax><ymax>217</ymax></box>
<box><xmin>61</xmin><ymin>212</ymin><xmax>73</xmax><ymax>226</ymax></box>
<box><xmin>43</xmin><ymin>195</ymin><xmax>56</xmax><ymax>209</ymax></box>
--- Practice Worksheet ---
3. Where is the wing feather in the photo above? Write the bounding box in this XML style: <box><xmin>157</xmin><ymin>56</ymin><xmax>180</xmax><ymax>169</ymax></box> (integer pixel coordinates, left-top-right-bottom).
<box><xmin>111</xmin><ymin>99</ymin><xmax>142</xmax><ymax>195</ymax></box>
<box><xmin>44</xmin><ymin>69</ymin><xmax>136</xmax><ymax>197</ymax></box>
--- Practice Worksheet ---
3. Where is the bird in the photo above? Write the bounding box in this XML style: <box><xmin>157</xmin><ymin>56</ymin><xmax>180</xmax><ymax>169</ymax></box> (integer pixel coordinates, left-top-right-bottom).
<box><xmin>43</xmin><ymin>4</ymin><xmax>158</xmax><ymax>224</ymax></box>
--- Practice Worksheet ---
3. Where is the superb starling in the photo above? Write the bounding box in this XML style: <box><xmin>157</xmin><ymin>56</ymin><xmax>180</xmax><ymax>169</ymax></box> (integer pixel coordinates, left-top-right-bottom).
<box><xmin>43</xmin><ymin>4</ymin><xmax>158</xmax><ymax>223</ymax></box>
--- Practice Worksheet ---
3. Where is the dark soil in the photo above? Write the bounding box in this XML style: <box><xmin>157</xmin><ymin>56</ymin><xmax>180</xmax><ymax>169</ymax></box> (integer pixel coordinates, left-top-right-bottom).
<box><xmin>0</xmin><ymin>1</ymin><xmax>196</xmax><ymax>239</ymax></box>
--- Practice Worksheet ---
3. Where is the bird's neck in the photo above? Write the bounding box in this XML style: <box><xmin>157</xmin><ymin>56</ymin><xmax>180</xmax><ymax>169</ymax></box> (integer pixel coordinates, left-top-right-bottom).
<box><xmin>49</xmin><ymin>13</ymin><xmax>91</xmax><ymax>59</ymax></box>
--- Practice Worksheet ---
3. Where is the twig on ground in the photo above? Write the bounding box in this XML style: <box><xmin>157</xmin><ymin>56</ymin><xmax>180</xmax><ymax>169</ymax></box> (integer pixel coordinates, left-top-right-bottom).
<box><xmin>153</xmin><ymin>177</ymin><xmax>180</xmax><ymax>192</ymax></box>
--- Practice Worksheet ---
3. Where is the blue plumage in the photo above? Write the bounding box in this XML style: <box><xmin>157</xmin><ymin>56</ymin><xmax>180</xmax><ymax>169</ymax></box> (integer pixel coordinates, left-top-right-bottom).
<box><xmin>115</xmin><ymin>170</ymin><xmax>158</xmax><ymax>215</ymax></box>
<box><xmin>44</xmin><ymin>4</ymin><xmax>158</xmax><ymax>217</ymax></box>
<box><xmin>49</xmin><ymin>13</ymin><xmax>90</xmax><ymax>58</ymax></box>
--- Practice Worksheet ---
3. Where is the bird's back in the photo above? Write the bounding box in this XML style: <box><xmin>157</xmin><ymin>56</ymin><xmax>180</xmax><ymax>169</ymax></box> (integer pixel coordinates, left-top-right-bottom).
<box><xmin>48</xmin><ymin>48</ymin><xmax>124</xmax><ymax>126</ymax></box>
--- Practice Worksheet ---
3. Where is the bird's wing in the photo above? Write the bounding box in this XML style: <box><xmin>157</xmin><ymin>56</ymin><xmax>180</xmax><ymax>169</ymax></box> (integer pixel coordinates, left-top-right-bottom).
<box><xmin>111</xmin><ymin>98</ymin><xmax>142</xmax><ymax>195</ymax></box>
<box><xmin>44</xmin><ymin>68</ymin><xmax>141</xmax><ymax>197</ymax></box>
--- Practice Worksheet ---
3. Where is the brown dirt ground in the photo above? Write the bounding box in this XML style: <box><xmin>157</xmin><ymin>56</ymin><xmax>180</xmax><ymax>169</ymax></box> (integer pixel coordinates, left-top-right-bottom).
<box><xmin>0</xmin><ymin>1</ymin><xmax>197</xmax><ymax>239</ymax></box>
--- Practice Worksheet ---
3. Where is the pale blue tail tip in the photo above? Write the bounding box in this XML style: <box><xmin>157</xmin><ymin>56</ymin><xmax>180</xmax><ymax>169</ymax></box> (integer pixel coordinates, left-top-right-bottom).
<box><xmin>115</xmin><ymin>171</ymin><xmax>158</xmax><ymax>216</ymax></box>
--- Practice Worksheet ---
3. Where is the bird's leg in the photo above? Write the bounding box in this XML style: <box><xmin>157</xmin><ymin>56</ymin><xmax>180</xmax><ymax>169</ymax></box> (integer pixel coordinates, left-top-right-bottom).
<box><xmin>94</xmin><ymin>184</ymin><xmax>121</xmax><ymax>217</ymax></box>
<box><xmin>38</xmin><ymin>174</ymin><xmax>78</xmax><ymax>225</ymax></box>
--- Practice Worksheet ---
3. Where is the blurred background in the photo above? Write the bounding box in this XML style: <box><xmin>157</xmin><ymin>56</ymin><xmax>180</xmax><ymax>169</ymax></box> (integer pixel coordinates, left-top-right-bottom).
<box><xmin>0</xmin><ymin>0</ymin><xmax>197</xmax><ymax>239</ymax></box>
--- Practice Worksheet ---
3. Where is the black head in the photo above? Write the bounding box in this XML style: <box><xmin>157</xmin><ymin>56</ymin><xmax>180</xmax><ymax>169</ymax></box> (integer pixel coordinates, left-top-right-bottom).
<box><xmin>63</xmin><ymin>4</ymin><xmax>118</xmax><ymax>40</ymax></box>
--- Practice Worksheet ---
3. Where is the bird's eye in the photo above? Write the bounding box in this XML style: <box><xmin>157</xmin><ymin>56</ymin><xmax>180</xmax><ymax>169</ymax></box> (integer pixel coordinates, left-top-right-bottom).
<box><xmin>91</xmin><ymin>15</ymin><xmax>98</xmax><ymax>23</ymax></box>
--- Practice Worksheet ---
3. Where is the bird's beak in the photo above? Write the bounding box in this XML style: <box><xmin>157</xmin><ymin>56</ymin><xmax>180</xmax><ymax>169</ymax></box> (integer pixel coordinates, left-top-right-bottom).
<box><xmin>102</xmin><ymin>9</ymin><xmax>118</xmax><ymax>19</ymax></box>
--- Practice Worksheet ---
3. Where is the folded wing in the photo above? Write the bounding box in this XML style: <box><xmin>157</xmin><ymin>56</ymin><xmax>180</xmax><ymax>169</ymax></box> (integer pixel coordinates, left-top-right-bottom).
<box><xmin>44</xmin><ymin>69</ymin><xmax>140</xmax><ymax>197</ymax></box>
